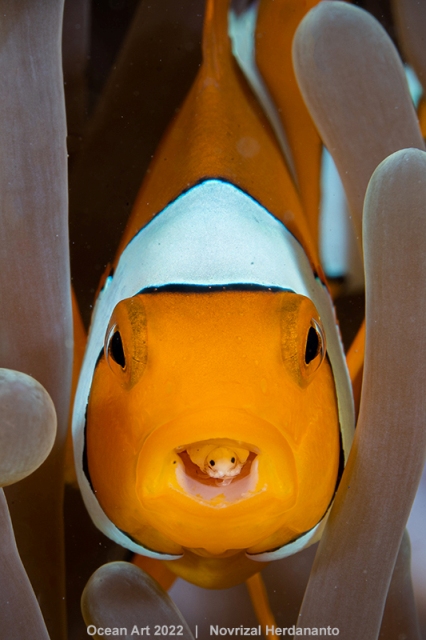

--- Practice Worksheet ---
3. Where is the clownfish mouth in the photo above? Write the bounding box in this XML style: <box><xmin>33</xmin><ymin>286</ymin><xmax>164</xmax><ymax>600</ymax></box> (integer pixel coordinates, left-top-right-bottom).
<box><xmin>175</xmin><ymin>439</ymin><xmax>259</xmax><ymax>502</ymax></box>
<box><xmin>135</xmin><ymin>408</ymin><xmax>299</xmax><ymax>554</ymax></box>
<box><xmin>136</xmin><ymin>407</ymin><xmax>297</xmax><ymax>512</ymax></box>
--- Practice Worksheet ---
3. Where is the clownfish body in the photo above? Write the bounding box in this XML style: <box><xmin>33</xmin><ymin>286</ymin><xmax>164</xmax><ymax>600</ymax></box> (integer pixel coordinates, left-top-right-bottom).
<box><xmin>72</xmin><ymin>0</ymin><xmax>354</xmax><ymax>588</ymax></box>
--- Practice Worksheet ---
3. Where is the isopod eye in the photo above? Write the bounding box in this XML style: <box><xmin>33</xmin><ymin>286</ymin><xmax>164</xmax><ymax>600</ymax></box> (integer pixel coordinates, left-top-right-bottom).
<box><xmin>104</xmin><ymin>295</ymin><xmax>148</xmax><ymax>389</ymax></box>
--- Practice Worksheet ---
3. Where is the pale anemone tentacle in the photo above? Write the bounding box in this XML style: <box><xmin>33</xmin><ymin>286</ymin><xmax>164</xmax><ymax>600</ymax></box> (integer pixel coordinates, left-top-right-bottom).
<box><xmin>82</xmin><ymin>562</ymin><xmax>194</xmax><ymax>639</ymax></box>
<box><xmin>0</xmin><ymin>370</ymin><xmax>57</xmax><ymax>487</ymax></box>
<box><xmin>292</xmin><ymin>0</ymin><xmax>425</xmax><ymax>247</ymax></box>
<box><xmin>0</xmin><ymin>369</ymin><xmax>57</xmax><ymax>639</ymax></box>
<box><xmin>0</xmin><ymin>2</ymin><xmax>72</xmax><ymax>638</ymax></box>
<box><xmin>379</xmin><ymin>530</ymin><xmax>422</xmax><ymax>638</ymax></box>
<box><xmin>0</xmin><ymin>491</ymin><xmax>51</xmax><ymax>640</ymax></box>
<box><xmin>292</xmin><ymin>3</ymin><xmax>426</xmax><ymax>635</ymax></box>
<box><xmin>392</xmin><ymin>0</ymin><xmax>426</xmax><ymax>94</ymax></box>
<box><xmin>295</xmin><ymin>148</ymin><xmax>426</xmax><ymax>637</ymax></box>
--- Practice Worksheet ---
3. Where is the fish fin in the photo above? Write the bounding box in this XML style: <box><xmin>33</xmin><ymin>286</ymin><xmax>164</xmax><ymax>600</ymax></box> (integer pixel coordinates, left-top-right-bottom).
<box><xmin>131</xmin><ymin>554</ymin><xmax>177</xmax><ymax>592</ymax></box>
<box><xmin>246</xmin><ymin>572</ymin><xmax>278</xmax><ymax>638</ymax></box>
<box><xmin>346</xmin><ymin>319</ymin><xmax>365</xmax><ymax>418</ymax></box>
<box><xmin>256</xmin><ymin>0</ymin><xmax>322</xmax><ymax>246</ymax></box>
<box><xmin>418</xmin><ymin>96</ymin><xmax>426</xmax><ymax>139</ymax></box>
<box><xmin>116</xmin><ymin>0</ymin><xmax>320</xmax><ymax>274</ymax></box>
<box><xmin>325</xmin><ymin>277</ymin><xmax>346</xmax><ymax>301</ymax></box>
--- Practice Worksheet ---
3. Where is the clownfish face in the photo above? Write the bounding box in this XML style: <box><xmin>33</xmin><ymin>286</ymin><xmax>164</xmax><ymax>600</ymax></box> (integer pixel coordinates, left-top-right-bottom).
<box><xmin>85</xmin><ymin>288</ymin><xmax>341</xmax><ymax>557</ymax></box>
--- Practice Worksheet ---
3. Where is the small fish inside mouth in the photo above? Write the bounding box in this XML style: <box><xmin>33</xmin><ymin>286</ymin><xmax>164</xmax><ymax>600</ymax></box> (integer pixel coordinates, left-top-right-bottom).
<box><xmin>186</xmin><ymin>443</ymin><xmax>251</xmax><ymax>486</ymax></box>
<box><xmin>175</xmin><ymin>440</ymin><xmax>258</xmax><ymax>497</ymax></box>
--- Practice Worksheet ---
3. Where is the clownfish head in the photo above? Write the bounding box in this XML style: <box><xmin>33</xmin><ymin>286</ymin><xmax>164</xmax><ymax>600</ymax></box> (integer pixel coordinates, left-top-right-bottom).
<box><xmin>84</xmin><ymin>288</ymin><xmax>343</xmax><ymax>561</ymax></box>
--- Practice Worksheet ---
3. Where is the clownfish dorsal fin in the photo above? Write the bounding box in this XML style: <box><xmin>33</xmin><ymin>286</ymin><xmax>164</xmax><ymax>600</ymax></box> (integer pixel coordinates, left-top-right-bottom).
<box><xmin>256</xmin><ymin>0</ymin><xmax>322</xmax><ymax>245</ymax></box>
<box><xmin>116</xmin><ymin>0</ymin><xmax>320</xmax><ymax>275</ymax></box>
<box><xmin>202</xmin><ymin>0</ymin><xmax>231</xmax><ymax>79</ymax></box>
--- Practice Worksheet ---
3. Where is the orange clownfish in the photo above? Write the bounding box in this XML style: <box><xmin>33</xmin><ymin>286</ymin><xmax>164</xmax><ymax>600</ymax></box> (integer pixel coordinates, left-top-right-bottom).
<box><xmin>72</xmin><ymin>0</ymin><xmax>354</xmax><ymax>589</ymax></box>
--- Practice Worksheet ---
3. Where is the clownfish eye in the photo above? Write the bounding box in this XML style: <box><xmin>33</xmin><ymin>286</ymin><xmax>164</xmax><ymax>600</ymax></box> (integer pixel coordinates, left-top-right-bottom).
<box><xmin>109</xmin><ymin>330</ymin><xmax>125</xmax><ymax>368</ymax></box>
<box><xmin>305</xmin><ymin>319</ymin><xmax>325</xmax><ymax>366</ymax></box>
<box><xmin>103</xmin><ymin>295</ymin><xmax>148</xmax><ymax>389</ymax></box>
<box><xmin>280</xmin><ymin>293</ymin><xmax>327</xmax><ymax>387</ymax></box>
